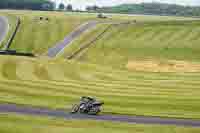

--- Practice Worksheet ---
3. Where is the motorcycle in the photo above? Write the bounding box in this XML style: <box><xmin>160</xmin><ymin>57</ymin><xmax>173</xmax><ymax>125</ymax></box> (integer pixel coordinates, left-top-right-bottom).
<box><xmin>71</xmin><ymin>96</ymin><xmax>104</xmax><ymax>115</ymax></box>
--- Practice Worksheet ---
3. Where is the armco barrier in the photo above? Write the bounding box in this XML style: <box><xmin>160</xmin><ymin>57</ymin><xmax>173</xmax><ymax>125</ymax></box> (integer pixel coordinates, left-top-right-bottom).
<box><xmin>0</xmin><ymin>50</ymin><xmax>35</xmax><ymax>57</ymax></box>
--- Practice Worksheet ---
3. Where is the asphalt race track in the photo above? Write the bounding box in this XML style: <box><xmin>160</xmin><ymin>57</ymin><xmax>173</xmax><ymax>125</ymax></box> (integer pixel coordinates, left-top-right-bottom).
<box><xmin>0</xmin><ymin>16</ymin><xmax>9</xmax><ymax>45</ymax></box>
<box><xmin>0</xmin><ymin>103</ymin><xmax>200</xmax><ymax>127</ymax></box>
<box><xmin>47</xmin><ymin>20</ymin><xmax>133</xmax><ymax>58</ymax></box>
<box><xmin>47</xmin><ymin>21</ymin><xmax>98</xmax><ymax>57</ymax></box>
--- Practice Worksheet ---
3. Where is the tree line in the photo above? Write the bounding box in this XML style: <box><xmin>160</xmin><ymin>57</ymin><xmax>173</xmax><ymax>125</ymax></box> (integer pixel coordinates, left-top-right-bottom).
<box><xmin>0</xmin><ymin>0</ymin><xmax>55</xmax><ymax>10</ymax></box>
<box><xmin>58</xmin><ymin>3</ymin><xmax>73</xmax><ymax>11</ymax></box>
<box><xmin>93</xmin><ymin>3</ymin><xmax>200</xmax><ymax>17</ymax></box>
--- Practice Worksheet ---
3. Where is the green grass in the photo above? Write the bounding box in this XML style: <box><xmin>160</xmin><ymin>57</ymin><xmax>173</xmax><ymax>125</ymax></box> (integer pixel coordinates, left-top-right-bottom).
<box><xmin>102</xmin><ymin>13</ymin><xmax>199</xmax><ymax>22</ymax></box>
<box><xmin>0</xmin><ymin>56</ymin><xmax>200</xmax><ymax>119</ymax></box>
<box><xmin>70</xmin><ymin>20</ymin><xmax>200</xmax><ymax>69</ymax></box>
<box><xmin>1</xmin><ymin>113</ymin><xmax>200</xmax><ymax>133</ymax></box>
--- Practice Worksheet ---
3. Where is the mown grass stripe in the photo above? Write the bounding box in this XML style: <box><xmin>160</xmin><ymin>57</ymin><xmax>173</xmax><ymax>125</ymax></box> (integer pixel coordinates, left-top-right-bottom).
<box><xmin>0</xmin><ymin>79</ymin><xmax>200</xmax><ymax>103</ymax></box>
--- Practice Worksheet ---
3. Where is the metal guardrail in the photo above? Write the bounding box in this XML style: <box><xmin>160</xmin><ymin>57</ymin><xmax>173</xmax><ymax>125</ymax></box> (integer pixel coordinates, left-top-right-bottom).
<box><xmin>0</xmin><ymin>50</ymin><xmax>35</xmax><ymax>57</ymax></box>
<box><xmin>0</xmin><ymin>17</ymin><xmax>35</xmax><ymax>57</ymax></box>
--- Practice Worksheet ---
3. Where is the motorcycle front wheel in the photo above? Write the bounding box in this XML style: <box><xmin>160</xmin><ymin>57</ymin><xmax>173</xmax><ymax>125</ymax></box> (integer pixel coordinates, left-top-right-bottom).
<box><xmin>71</xmin><ymin>104</ymin><xmax>80</xmax><ymax>113</ymax></box>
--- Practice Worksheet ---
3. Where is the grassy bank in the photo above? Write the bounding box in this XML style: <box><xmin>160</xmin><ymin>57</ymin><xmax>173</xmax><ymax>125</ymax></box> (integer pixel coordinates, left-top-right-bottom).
<box><xmin>71</xmin><ymin>20</ymin><xmax>200</xmax><ymax>70</ymax></box>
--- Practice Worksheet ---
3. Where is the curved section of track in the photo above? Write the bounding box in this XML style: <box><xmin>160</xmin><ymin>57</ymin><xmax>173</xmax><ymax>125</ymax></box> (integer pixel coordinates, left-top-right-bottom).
<box><xmin>0</xmin><ymin>103</ymin><xmax>200</xmax><ymax>127</ymax></box>
<box><xmin>47</xmin><ymin>20</ymin><xmax>132</xmax><ymax>58</ymax></box>
<box><xmin>0</xmin><ymin>16</ymin><xmax>9</xmax><ymax>45</ymax></box>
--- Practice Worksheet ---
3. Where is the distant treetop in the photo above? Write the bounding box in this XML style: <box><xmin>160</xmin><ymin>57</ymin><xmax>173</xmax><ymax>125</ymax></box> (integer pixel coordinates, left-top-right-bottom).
<box><xmin>91</xmin><ymin>3</ymin><xmax>200</xmax><ymax>17</ymax></box>
<box><xmin>0</xmin><ymin>0</ymin><xmax>55</xmax><ymax>10</ymax></box>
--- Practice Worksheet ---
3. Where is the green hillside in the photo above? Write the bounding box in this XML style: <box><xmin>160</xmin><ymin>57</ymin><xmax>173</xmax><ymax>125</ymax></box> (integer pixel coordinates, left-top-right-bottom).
<box><xmin>71</xmin><ymin>20</ymin><xmax>200</xmax><ymax>70</ymax></box>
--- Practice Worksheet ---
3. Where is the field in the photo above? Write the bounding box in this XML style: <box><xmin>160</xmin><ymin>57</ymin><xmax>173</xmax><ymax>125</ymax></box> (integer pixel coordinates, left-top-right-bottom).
<box><xmin>0</xmin><ymin>10</ymin><xmax>200</xmax><ymax>131</ymax></box>
<box><xmin>0</xmin><ymin>55</ymin><xmax>200</xmax><ymax>119</ymax></box>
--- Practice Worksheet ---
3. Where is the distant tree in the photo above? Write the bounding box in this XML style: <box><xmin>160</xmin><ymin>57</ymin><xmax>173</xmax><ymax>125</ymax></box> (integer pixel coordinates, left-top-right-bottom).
<box><xmin>66</xmin><ymin>4</ymin><xmax>73</xmax><ymax>11</ymax></box>
<box><xmin>86</xmin><ymin>5</ymin><xmax>99</xmax><ymax>11</ymax></box>
<box><xmin>86</xmin><ymin>6</ymin><xmax>91</xmax><ymax>11</ymax></box>
<box><xmin>0</xmin><ymin>0</ymin><xmax>55</xmax><ymax>11</ymax></box>
<box><xmin>93</xmin><ymin>5</ymin><xmax>99</xmax><ymax>11</ymax></box>
<box><xmin>42</xmin><ymin>3</ymin><xmax>55</xmax><ymax>11</ymax></box>
<box><xmin>98</xmin><ymin>3</ymin><xmax>200</xmax><ymax>16</ymax></box>
<box><xmin>58</xmin><ymin>3</ymin><xmax>65</xmax><ymax>10</ymax></box>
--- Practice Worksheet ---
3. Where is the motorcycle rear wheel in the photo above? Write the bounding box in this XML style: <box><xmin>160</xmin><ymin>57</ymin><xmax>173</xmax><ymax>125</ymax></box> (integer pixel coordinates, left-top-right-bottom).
<box><xmin>88</xmin><ymin>107</ymin><xmax>100</xmax><ymax>115</ymax></box>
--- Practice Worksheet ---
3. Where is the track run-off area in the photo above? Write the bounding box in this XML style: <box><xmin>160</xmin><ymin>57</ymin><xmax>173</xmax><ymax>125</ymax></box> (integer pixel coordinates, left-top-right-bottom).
<box><xmin>0</xmin><ymin>16</ymin><xmax>9</xmax><ymax>45</ymax></box>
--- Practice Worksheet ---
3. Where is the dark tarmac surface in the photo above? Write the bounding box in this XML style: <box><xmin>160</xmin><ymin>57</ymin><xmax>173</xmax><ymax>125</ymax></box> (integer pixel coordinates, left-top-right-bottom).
<box><xmin>1</xmin><ymin>103</ymin><xmax>200</xmax><ymax>127</ymax></box>
<box><xmin>0</xmin><ymin>16</ymin><xmax>9</xmax><ymax>44</ymax></box>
